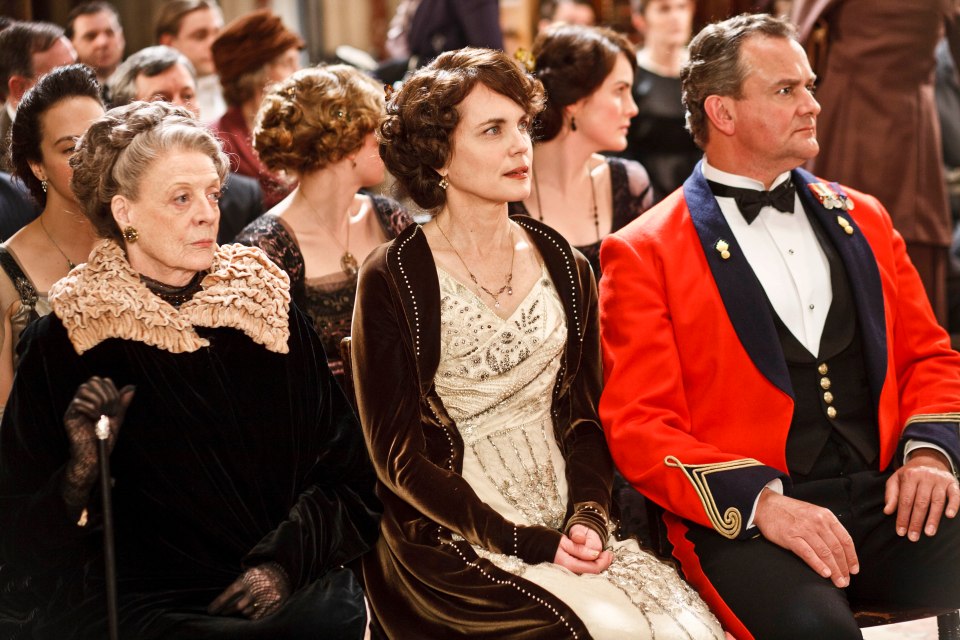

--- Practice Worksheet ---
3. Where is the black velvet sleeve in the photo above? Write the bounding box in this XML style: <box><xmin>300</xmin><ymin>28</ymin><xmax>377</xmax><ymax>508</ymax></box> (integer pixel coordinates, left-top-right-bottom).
<box><xmin>0</xmin><ymin>317</ymin><xmax>97</xmax><ymax>573</ymax></box>
<box><xmin>243</xmin><ymin>307</ymin><xmax>381</xmax><ymax>588</ymax></box>
<box><xmin>352</xmin><ymin>246</ymin><xmax>563</xmax><ymax>565</ymax></box>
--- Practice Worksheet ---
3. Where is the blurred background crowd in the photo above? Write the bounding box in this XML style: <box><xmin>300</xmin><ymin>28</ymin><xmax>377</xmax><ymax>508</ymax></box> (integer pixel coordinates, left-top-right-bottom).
<box><xmin>1</xmin><ymin>0</ymin><xmax>958</xmax><ymax>335</ymax></box>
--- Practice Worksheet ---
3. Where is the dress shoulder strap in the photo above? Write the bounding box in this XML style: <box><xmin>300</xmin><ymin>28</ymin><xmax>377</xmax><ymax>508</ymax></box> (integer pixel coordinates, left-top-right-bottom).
<box><xmin>0</xmin><ymin>246</ymin><xmax>38</xmax><ymax>311</ymax></box>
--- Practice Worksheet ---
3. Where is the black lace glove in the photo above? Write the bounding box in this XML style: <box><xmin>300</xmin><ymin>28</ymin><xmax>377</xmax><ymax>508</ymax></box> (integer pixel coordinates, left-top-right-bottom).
<box><xmin>208</xmin><ymin>563</ymin><xmax>292</xmax><ymax>620</ymax></box>
<box><xmin>61</xmin><ymin>376</ymin><xmax>135</xmax><ymax>515</ymax></box>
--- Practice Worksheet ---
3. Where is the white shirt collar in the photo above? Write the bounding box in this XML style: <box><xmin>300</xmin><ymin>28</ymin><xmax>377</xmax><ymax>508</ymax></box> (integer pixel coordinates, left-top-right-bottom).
<box><xmin>701</xmin><ymin>158</ymin><xmax>791</xmax><ymax>192</ymax></box>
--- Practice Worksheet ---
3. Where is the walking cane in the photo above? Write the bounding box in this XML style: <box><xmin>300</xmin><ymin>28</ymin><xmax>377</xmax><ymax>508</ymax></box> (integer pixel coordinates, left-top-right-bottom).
<box><xmin>96</xmin><ymin>414</ymin><xmax>119</xmax><ymax>640</ymax></box>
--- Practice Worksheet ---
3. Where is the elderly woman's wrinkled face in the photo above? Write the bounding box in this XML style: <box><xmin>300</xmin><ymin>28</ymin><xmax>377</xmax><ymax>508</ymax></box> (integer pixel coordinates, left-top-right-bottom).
<box><xmin>112</xmin><ymin>149</ymin><xmax>221</xmax><ymax>286</ymax></box>
<box><xmin>29</xmin><ymin>96</ymin><xmax>104</xmax><ymax>204</ymax></box>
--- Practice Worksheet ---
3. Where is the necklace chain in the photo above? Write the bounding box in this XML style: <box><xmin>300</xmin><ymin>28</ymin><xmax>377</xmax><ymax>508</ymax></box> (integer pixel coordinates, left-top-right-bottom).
<box><xmin>436</xmin><ymin>219</ymin><xmax>516</xmax><ymax>309</ymax></box>
<box><xmin>299</xmin><ymin>190</ymin><xmax>359</xmax><ymax>277</ymax></box>
<box><xmin>533</xmin><ymin>165</ymin><xmax>600</xmax><ymax>243</ymax></box>
<box><xmin>39</xmin><ymin>215</ymin><xmax>77</xmax><ymax>270</ymax></box>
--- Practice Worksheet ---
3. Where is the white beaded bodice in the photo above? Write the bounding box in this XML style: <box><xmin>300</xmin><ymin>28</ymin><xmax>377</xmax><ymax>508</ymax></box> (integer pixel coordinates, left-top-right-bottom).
<box><xmin>435</xmin><ymin>265</ymin><xmax>568</xmax><ymax>530</ymax></box>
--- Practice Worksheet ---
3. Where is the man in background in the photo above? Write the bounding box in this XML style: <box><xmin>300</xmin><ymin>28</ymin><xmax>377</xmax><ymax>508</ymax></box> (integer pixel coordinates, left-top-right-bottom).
<box><xmin>155</xmin><ymin>0</ymin><xmax>225</xmax><ymax>122</ymax></box>
<box><xmin>66</xmin><ymin>1</ymin><xmax>125</xmax><ymax>85</ymax></box>
<box><xmin>0</xmin><ymin>21</ymin><xmax>76</xmax><ymax>169</ymax></box>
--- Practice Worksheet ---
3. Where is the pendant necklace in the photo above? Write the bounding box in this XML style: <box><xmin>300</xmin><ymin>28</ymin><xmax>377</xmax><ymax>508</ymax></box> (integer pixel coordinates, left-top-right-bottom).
<box><xmin>437</xmin><ymin>219</ymin><xmax>516</xmax><ymax>309</ymax></box>
<box><xmin>39</xmin><ymin>215</ymin><xmax>77</xmax><ymax>270</ymax></box>
<box><xmin>300</xmin><ymin>191</ymin><xmax>359</xmax><ymax>277</ymax></box>
<box><xmin>533</xmin><ymin>165</ymin><xmax>600</xmax><ymax>242</ymax></box>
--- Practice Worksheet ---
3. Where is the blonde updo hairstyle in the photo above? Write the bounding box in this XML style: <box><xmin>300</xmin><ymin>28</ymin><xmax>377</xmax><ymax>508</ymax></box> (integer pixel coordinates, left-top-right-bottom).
<box><xmin>254</xmin><ymin>65</ymin><xmax>384</xmax><ymax>176</ymax></box>
<box><xmin>379</xmin><ymin>47</ymin><xmax>545</xmax><ymax>213</ymax></box>
<box><xmin>70</xmin><ymin>101</ymin><xmax>230</xmax><ymax>243</ymax></box>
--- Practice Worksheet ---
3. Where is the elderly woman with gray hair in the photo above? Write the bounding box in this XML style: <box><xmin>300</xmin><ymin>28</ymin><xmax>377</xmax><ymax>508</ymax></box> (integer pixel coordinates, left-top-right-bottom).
<box><xmin>0</xmin><ymin>101</ymin><xmax>379</xmax><ymax>639</ymax></box>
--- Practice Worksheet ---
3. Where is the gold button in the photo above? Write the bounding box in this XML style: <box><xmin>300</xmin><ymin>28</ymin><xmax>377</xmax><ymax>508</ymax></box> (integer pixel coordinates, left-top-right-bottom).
<box><xmin>827</xmin><ymin>406</ymin><xmax>837</xmax><ymax>419</ymax></box>
<box><xmin>818</xmin><ymin>363</ymin><xmax>828</xmax><ymax>375</ymax></box>
<box><xmin>823</xmin><ymin>391</ymin><xmax>834</xmax><ymax>404</ymax></box>
<box><xmin>820</xmin><ymin>377</ymin><xmax>831</xmax><ymax>390</ymax></box>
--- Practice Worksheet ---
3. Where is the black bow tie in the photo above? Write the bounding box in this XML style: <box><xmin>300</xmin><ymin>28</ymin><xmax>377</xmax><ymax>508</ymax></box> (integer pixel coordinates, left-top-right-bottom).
<box><xmin>707</xmin><ymin>179</ymin><xmax>797</xmax><ymax>224</ymax></box>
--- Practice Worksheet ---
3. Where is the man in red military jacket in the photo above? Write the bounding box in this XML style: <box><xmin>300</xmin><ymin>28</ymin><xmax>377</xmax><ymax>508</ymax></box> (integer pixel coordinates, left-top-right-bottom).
<box><xmin>599</xmin><ymin>13</ymin><xmax>960</xmax><ymax>640</ymax></box>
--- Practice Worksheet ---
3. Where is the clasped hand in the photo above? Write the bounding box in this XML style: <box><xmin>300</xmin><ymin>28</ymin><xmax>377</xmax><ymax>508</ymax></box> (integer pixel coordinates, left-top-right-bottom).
<box><xmin>62</xmin><ymin>376</ymin><xmax>135</xmax><ymax>510</ymax></box>
<box><xmin>208</xmin><ymin>563</ymin><xmax>291</xmax><ymax>620</ymax></box>
<box><xmin>553</xmin><ymin>524</ymin><xmax>613</xmax><ymax>574</ymax></box>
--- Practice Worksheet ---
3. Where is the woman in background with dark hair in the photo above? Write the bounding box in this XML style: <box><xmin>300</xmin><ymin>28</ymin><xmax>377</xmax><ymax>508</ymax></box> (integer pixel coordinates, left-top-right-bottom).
<box><xmin>0</xmin><ymin>63</ymin><xmax>103</xmax><ymax>415</ymax></box>
<box><xmin>353</xmin><ymin>47</ymin><xmax>722</xmax><ymax>639</ymax></box>
<box><xmin>510</xmin><ymin>24</ymin><xmax>653</xmax><ymax>278</ymax></box>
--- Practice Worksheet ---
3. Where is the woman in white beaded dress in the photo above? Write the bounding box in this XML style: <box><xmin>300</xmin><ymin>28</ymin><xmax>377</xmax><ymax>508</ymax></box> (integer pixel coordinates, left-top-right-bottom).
<box><xmin>351</xmin><ymin>47</ymin><xmax>724</xmax><ymax>639</ymax></box>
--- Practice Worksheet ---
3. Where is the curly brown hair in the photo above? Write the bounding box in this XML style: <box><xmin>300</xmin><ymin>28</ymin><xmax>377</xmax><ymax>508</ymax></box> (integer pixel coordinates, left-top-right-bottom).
<box><xmin>379</xmin><ymin>47</ymin><xmax>544</xmax><ymax>212</ymax></box>
<box><xmin>532</xmin><ymin>23</ymin><xmax>636</xmax><ymax>142</ymax></box>
<box><xmin>70</xmin><ymin>101</ymin><xmax>229</xmax><ymax>242</ymax></box>
<box><xmin>254</xmin><ymin>65</ymin><xmax>383</xmax><ymax>176</ymax></box>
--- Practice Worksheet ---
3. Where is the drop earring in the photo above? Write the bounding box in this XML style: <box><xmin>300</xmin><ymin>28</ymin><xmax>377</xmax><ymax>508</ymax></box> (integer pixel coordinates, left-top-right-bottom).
<box><xmin>570</xmin><ymin>116</ymin><xmax>577</xmax><ymax>132</ymax></box>
<box><xmin>41</xmin><ymin>180</ymin><xmax>47</xmax><ymax>193</ymax></box>
<box><xmin>438</xmin><ymin>175</ymin><xmax>449</xmax><ymax>190</ymax></box>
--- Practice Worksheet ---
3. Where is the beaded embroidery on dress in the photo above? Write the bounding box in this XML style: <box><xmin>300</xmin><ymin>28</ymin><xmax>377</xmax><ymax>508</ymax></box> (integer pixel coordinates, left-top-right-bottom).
<box><xmin>435</xmin><ymin>266</ymin><xmax>724</xmax><ymax>640</ymax></box>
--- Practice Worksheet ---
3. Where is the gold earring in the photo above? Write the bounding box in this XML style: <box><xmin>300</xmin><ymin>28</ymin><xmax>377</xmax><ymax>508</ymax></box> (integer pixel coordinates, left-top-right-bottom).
<box><xmin>122</xmin><ymin>226</ymin><xmax>139</xmax><ymax>243</ymax></box>
<box><xmin>438</xmin><ymin>175</ymin><xmax>449</xmax><ymax>190</ymax></box>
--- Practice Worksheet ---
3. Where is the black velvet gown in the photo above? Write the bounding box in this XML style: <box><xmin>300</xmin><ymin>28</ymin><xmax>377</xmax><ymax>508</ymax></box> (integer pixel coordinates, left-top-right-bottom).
<box><xmin>0</xmin><ymin>241</ymin><xmax>380</xmax><ymax>639</ymax></box>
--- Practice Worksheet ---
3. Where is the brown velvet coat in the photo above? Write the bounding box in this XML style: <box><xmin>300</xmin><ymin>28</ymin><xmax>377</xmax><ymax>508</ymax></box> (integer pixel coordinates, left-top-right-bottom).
<box><xmin>352</xmin><ymin>216</ymin><xmax>612</xmax><ymax>639</ymax></box>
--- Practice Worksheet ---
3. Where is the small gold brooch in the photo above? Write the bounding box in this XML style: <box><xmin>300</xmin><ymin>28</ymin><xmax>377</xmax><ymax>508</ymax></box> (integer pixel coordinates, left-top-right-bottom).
<box><xmin>836</xmin><ymin>215</ymin><xmax>855</xmax><ymax>235</ymax></box>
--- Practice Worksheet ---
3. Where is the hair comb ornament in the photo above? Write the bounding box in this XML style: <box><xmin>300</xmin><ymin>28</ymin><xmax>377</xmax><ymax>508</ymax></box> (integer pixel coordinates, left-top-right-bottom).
<box><xmin>514</xmin><ymin>48</ymin><xmax>536</xmax><ymax>73</ymax></box>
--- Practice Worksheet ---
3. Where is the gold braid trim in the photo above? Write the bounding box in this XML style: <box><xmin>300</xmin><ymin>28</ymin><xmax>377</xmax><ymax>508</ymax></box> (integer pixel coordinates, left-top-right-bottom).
<box><xmin>664</xmin><ymin>456</ymin><xmax>764</xmax><ymax>540</ymax></box>
<box><xmin>904</xmin><ymin>413</ymin><xmax>960</xmax><ymax>426</ymax></box>
<box><xmin>50</xmin><ymin>240</ymin><xmax>291</xmax><ymax>355</ymax></box>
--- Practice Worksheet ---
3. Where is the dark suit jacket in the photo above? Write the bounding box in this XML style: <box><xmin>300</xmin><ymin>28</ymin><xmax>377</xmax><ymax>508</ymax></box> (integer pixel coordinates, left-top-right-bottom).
<box><xmin>0</xmin><ymin>172</ymin><xmax>38</xmax><ymax>241</ymax></box>
<box><xmin>0</xmin><ymin>107</ymin><xmax>12</xmax><ymax>172</ymax></box>
<box><xmin>217</xmin><ymin>172</ymin><xmax>263</xmax><ymax>244</ymax></box>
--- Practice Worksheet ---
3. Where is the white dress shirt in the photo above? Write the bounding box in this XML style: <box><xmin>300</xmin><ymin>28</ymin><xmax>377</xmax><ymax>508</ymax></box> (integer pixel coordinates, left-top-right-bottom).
<box><xmin>702</xmin><ymin>160</ymin><xmax>832</xmax><ymax>357</ymax></box>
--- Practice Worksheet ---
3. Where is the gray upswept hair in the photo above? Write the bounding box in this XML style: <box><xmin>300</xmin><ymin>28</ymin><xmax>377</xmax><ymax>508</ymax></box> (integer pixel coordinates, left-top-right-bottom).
<box><xmin>70</xmin><ymin>100</ymin><xmax>228</xmax><ymax>242</ymax></box>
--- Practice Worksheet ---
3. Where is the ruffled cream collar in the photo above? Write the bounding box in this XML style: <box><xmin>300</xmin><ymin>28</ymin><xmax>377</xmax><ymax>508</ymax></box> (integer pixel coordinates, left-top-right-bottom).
<box><xmin>49</xmin><ymin>239</ymin><xmax>291</xmax><ymax>355</ymax></box>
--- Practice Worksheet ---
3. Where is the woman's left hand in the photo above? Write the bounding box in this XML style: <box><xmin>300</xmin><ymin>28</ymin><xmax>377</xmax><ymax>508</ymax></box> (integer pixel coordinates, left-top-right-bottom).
<box><xmin>207</xmin><ymin>562</ymin><xmax>291</xmax><ymax>620</ymax></box>
<box><xmin>553</xmin><ymin>524</ymin><xmax>613</xmax><ymax>574</ymax></box>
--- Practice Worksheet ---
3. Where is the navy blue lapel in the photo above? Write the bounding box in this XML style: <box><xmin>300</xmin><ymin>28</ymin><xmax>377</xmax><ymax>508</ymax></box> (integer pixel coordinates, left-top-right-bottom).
<box><xmin>684</xmin><ymin>162</ymin><xmax>793</xmax><ymax>398</ymax></box>
<box><xmin>793</xmin><ymin>168</ymin><xmax>887</xmax><ymax>405</ymax></box>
